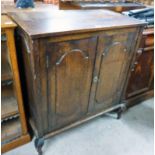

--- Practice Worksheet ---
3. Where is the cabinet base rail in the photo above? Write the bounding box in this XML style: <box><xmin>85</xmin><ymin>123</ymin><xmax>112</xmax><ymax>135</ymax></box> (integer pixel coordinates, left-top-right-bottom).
<box><xmin>34</xmin><ymin>103</ymin><xmax>126</xmax><ymax>155</ymax></box>
<box><xmin>125</xmin><ymin>90</ymin><xmax>154</xmax><ymax>108</ymax></box>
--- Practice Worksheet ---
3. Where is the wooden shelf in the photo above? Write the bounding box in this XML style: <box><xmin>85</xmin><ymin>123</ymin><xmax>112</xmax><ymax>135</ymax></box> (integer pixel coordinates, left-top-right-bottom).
<box><xmin>2</xmin><ymin>118</ymin><xmax>22</xmax><ymax>145</ymax></box>
<box><xmin>1</xmin><ymin>84</ymin><xmax>19</xmax><ymax>120</ymax></box>
<box><xmin>1</xmin><ymin>15</ymin><xmax>30</xmax><ymax>153</ymax></box>
<box><xmin>59</xmin><ymin>1</ymin><xmax>145</xmax><ymax>11</ymax></box>
<box><xmin>1</xmin><ymin>61</ymin><xmax>13</xmax><ymax>82</ymax></box>
<box><xmin>1</xmin><ymin>40</ymin><xmax>13</xmax><ymax>82</ymax></box>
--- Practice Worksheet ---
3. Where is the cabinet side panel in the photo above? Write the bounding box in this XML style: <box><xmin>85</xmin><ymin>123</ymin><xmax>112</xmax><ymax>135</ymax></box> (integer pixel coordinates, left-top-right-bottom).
<box><xmin>17</xmin><ymin>31</ymin><xmax>44</xmax><ymax>136</ymax></box>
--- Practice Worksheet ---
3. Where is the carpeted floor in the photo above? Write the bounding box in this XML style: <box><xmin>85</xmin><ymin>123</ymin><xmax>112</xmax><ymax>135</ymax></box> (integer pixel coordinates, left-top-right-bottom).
<box><xmin>4</xmin><ymin>98</ymin><xmax>154</xmax><ymax>155</ymax></box>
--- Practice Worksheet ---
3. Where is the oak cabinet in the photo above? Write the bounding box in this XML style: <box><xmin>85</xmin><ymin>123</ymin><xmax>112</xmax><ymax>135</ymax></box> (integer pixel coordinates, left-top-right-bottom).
<box><xmin>43</xmin><ymin>28</ymin><xmax>139</xmax><ymax>133</ymax></box>
<box><xmin>9</xmin><ymin>10</ymin><xmax>144</xmax><ymax>154</ymax></box>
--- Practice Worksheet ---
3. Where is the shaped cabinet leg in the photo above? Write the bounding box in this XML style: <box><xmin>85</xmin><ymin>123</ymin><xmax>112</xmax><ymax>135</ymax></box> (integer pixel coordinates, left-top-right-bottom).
<box><xmin>117</xmin><ymin>104</ymin><xmax>127</xmax><ymax>119</ymax></box>
<box><xmin>116</xmin><ymin>108</ymin><xmax>123</xmax><ymax>119</ymax></box>
<box><xmin>35</xmin><ymin>137</ymin><xmax>44</xmax><ymax>155</ymax></box>
<box><xmin>105</xmin><ymin>105</ymin><xmax>126</xmax><ymax>119</ymax></box>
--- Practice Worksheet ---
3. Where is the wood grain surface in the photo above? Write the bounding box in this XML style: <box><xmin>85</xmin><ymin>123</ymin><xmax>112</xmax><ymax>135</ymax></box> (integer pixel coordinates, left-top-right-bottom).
<box><xmin>9</xmin><ymin>9</ymin><xmax>145</xmax><ymax>38</ymax></box>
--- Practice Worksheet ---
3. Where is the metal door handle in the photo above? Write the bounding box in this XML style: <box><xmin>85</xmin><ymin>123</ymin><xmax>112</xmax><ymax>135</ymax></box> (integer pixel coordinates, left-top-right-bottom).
<box><xmin>93</xmin><ymin>76</ymin><xmax>98</xmax><ymax>83</ymax></box>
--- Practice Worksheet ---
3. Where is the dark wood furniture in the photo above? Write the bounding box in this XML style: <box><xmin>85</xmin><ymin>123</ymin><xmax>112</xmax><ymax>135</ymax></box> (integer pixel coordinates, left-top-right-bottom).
<box><xmin>58</xmin><ymin>0</ymin><xmax>145</xmax><ymax>11</ymax></box>
<box><xmin>9</xmin><ymin>10</ymin><xmax>145</xmax><ymax>154</ymax></box>
<box><xmin>1</xmin><ymin>15</ymin><xmax>30</xmax><ymax>153</ymax></box>
<box><xmin>124</xmin><ymin>27</ymin><xmax>154</xmax><ymax>107</ymax></box>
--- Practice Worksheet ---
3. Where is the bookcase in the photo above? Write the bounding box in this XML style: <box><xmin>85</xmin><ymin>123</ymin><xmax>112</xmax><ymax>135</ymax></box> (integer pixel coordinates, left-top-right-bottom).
<box><xmin>1</xmin><ymin>15</ymin><xmax>30</xmax><ymax>153</ymax></box>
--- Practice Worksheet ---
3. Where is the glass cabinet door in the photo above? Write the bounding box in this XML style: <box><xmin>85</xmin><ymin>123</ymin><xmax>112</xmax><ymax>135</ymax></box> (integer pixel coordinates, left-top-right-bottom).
<box><xmin>1</xmin><ymin>33</ymin><xmax>22</xmax><ymax>145</ymax></box>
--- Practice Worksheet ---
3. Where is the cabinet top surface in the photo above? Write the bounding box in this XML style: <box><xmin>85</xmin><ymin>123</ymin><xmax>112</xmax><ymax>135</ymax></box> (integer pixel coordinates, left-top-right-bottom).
<box><xmin>9</xmin><ymin>10</ymin><xmax>145</xmax><ymax>39</ymax></box>
<box><xmin>1</xmin><ymin>15</ymin><xmax>17</xmax><ymax>29</ymax></box>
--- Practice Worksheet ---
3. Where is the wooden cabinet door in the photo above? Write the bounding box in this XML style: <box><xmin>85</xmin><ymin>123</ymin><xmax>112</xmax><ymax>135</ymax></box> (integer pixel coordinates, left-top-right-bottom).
<box><xmin>89</xmin><ymin>29</ymin><xmax>138</xmax><ymax>112</ymax></box>
<box><xmin>126</xmin><ymin>47</ymin><xmax>154</xmax><ymax>98</ymax></box>
<box><xmin>47</xmin><ymin>36</ymin><xmax>97</xmax><ymax>130</ymax></box>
